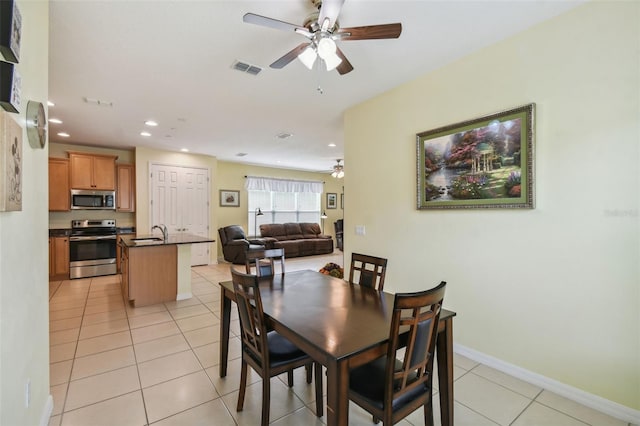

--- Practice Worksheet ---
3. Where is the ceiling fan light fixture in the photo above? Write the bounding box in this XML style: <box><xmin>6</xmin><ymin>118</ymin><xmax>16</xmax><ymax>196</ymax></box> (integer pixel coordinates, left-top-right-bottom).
<box><xmin>298</xmin><ymin>45</ymin><xmax>317</xmax><ymax>69</ymax></box>
<box><xmin>316</xmin><ymin>37</ymin><xmax>336</xmax><ymax>60</ymax></box>
<box><xmin>331</xmin><ymin>159</ymin><xmax>344</xmax><ymax>179</ymax></box>
<box><xmin>323</xmin><ymin>52</ymin><xmax>342</xmax><ymax>71</ymax></box>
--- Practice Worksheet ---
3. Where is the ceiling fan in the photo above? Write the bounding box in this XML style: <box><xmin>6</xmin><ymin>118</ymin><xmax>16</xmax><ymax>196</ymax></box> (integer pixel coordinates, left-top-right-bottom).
<box><xmin>243</xmin><ymin>0</ymin><xmax>402</xmax><ymax>75</ymax></box>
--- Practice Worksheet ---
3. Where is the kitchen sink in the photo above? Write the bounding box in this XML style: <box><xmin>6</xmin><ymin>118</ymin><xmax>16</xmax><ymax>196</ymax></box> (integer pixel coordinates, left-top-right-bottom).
<box><xmin>131</xmin><ymin>237</ymin><xmax>164</xmax><ymax>244</ymax></box>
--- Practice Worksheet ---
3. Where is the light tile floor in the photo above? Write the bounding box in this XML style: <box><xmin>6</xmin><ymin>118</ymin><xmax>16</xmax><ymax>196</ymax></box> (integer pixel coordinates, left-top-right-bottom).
<box><xmin>48</xmin><ymin>252</ymin><xmax>631</xmax><ymax>426</ymax></box>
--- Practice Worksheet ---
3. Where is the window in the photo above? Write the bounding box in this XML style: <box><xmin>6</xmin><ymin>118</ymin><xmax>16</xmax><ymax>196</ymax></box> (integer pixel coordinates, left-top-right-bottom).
<box><xmin>245</xmin><ymin>176</ymin><xmax>323</xmax><ymax>237</ymax></box>
<box><xmin>248</xmin><ymin>190</ymin><xmax>321</xmax><ymax>236</ymax></box>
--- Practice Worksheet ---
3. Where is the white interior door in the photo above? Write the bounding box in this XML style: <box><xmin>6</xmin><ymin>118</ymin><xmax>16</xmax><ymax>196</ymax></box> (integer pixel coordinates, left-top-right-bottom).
<box><xmin>181</xmin><ymin>168</ymin><xmax>209</xmax><ymax>266</ymax></box>
<box><xmin>150</xmin><ymin>164</ymin><xmax>210</xmax><ymax>266</ymax></box>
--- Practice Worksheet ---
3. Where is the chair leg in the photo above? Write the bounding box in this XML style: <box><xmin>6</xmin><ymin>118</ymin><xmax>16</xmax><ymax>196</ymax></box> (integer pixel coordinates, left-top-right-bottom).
<box><xmin>306</xmin><ymin>363</ymin><xmax>312</xmax><ymax>384</ymax></box>
<box><xmin>261</xmin><ymin>377</ymin><xmax>270</xmax><ymax>426</ymax></box>
<box><xmin>424</xmin><ymin>400</ymin><xmax>434</xmax><ymax>426</ymax></box>
<box><xmin>314</xmin><ymin>362</ymin><xmax>323</xmax><ymax>417</ymax></box>
<box><xmin>287</xmin><ymin>370</ymin><xmax>294</xmax><ymax>387</ymax></box>
<box><xmin>237</xmin><ymin>359</ymin><xmax>248</xmax><ymax>411</ymax></box>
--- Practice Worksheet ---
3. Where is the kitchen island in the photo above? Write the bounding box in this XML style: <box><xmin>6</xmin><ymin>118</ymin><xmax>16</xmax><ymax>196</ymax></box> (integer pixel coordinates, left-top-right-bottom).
<box><xmin>119</xmin><ymin>233</ymin><xmax>215</xmax><ymax>307</ymax></box>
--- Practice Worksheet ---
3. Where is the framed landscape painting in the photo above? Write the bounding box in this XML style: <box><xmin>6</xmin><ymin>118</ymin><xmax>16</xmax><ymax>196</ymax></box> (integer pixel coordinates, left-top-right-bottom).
<box><xmin>327</xmin><ymin>193</ymin><xmax>337</xmax><ymax>209</ymax></box>
<box><xmin>416</xmin><ymin>104</ymin><xmax>535</xmax><ymax>210</ymax></box>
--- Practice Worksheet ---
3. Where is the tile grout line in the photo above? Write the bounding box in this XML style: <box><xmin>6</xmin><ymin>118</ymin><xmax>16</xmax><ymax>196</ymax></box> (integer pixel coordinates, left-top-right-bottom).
<box><xmin>121</xmin><ymin>273</ymin><xmax>151</xmax><ymax>426</ymax></box>
<box><xmin>56</xmin><ymin>277</ymin><xmax>92</xmax><ymax>424</ymax></box>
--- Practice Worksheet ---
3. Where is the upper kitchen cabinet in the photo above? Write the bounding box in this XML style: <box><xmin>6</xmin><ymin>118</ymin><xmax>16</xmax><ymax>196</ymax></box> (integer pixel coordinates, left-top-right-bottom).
<box><xmin>49</xmin><ymin>158</ymin><xmax>70</xmax><ymax>211</ymax></box>
<box><xmin>69</xmin><ymin>151</ymin><xmax>117</xmax><ymax>190</ymax></box>
<box><xmin>117</xmin><ymin>164</ymin><xmax>135</xmax><ymax>212</ymax></box>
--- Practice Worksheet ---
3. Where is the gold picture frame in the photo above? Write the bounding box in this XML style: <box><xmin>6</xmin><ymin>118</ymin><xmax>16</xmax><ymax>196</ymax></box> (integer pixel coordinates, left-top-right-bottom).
<box><xmin>417</xmin><ymin>104</ymin><xmax>535</xmax><ymax>210</ymax></box>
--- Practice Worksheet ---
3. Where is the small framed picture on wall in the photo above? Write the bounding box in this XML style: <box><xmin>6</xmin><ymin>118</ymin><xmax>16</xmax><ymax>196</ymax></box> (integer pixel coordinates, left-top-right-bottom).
<box><xmin>219</xmin><ymin>189</ymin><xmax>240</xmax><ymax>207</ymax></box>
<box><xmin>327</xmin><ymin>193</ymin><xmax>337</xmax><ymax>209</ymax></box>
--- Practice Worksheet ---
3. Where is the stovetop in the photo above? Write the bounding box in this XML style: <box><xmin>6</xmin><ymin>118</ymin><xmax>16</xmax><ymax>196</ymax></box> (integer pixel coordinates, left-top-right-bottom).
<box><xmin>71</xmin><ymin>219</ymin><xmax>117</xmax><ymax>236</ymax></box>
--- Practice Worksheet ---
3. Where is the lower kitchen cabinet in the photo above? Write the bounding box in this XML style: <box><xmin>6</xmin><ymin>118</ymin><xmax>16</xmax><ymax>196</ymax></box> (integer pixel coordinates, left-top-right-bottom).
<box><xmin>49</xmin><ymin>236</ymin><xmax>69</xmax><ymax>280</ymax></box>
<box><xmin>120</xmin><ymin>243</ymin><xmax>177</xmax><ymax>307</ymax></box>
<box><xmin>120</xmin><ymin>240</ymin><xmax>129</xmax><ymax>301</ymax></box>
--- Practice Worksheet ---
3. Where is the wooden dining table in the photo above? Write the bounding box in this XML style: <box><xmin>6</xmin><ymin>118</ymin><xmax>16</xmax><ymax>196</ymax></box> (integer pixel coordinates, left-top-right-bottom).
<box><xmin>218</xmin><ymin>269</ymin><xmax>456</xmax><ymax>426</ymax></box>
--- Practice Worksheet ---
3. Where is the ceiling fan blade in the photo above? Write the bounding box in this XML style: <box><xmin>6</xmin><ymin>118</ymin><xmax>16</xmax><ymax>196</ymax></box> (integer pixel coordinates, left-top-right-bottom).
<box><xmin>317</xmin><ymin>0</ymin><xmax>345</xmax><ymax>30</ymax></box>
<box><xmin>335</xmin><ymin>47</ymin><xmax>353</xmax><ymax>75</ymax></box>
<box><xmin>243</xmin><ymin>13</ymin><xmax>306</xmax><ymax>33</ymax></box>
<box><xmin>336</xmin><ymin>23</ymin><xmax>402</xmax><ymax>40</ymax></box>
<box><xmin>270</xmin><ymin>43</ymin><xmax>311</xmax><ymax>69</ymax></box>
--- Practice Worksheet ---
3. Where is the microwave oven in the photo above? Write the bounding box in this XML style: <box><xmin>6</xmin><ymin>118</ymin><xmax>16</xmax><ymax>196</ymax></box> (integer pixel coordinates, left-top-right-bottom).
<box><xmin>70</xmin><ymin>189</ymin><xmax>116</xmax><ymax>210</ymax></box>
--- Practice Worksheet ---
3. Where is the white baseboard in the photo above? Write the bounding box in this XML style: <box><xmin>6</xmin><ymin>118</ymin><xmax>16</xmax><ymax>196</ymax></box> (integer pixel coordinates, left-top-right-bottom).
<box><xmin>176</xmin><ymin>292</ymin><xmax>192</xmax><ymax>301</ymax></box>
<box><xmin>454</xmin><ymin>344</ymin><xmax>640</xmax><ymax>424</ymax></box>
<box><xmin>40</xmin><ymin>395</ymin><xmax>53</xmax><ymax>426</ymax></box>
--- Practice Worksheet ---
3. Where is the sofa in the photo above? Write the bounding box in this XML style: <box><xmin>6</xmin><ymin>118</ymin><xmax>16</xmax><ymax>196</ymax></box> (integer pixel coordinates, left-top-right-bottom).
<box><xmin>259</xmin><ymin>222</ymin><xmax>334</xmax><ymax>258</ymax></box>
<box><xmin>218</xmin><ymin>225</ymin><xmax>266</xmax><ymax>264</ymax></box>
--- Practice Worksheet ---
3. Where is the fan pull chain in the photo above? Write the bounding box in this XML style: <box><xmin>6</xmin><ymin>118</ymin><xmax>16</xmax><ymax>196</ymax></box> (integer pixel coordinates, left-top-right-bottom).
<box><xmin>316</xmin><ymin>58</ymin><xmax>324</xmax><ymax>95</ymax></box>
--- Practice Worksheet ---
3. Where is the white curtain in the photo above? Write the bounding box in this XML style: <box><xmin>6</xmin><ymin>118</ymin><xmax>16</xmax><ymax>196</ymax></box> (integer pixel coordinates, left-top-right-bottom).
<box><xmin>245</xmin><ymin>176</ymin><xmax>324</xmax><ymax>194</ymax></box>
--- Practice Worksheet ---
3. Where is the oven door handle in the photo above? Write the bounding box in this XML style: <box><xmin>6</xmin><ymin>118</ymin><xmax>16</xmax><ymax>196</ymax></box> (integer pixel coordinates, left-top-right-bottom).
<box><xmin>70</xmin><ymin>235</ymin><xmax>117</xmax><ymax>241</ymax></box>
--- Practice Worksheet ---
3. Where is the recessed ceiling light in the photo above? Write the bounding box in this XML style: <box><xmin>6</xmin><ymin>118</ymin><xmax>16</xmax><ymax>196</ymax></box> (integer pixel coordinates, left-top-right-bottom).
<box><xmin>57</xmin><ymin>132</ymin><xmax>70</xmax><ymax>137</ymax></box>
<box><xmin>328</xmin><ymin>143</ymin><xmax>336</xmax><ymax>147</ymax></box>
<box><xmin>180</xmin><ymin>148</ymin><xmax>189</xmax><ymax>152</ymax></box>
<box><xmin>145</xmin><ymin>120</ymin><xmax>158</xmax><ymax>127</ymax></box>
<box><xmin>140</xmin><ymin>131</ymin><xmax>151</xmax><ymax>137</ymax></box>
<box><xmin>49</xmin><ymin>118</ymin><xmax>62</xmax><ymax>124</ymax></box>
<box><xmin>47</xmin><ymin>101</ymin><xmax>55</xmax><ymax>107</ymax></box>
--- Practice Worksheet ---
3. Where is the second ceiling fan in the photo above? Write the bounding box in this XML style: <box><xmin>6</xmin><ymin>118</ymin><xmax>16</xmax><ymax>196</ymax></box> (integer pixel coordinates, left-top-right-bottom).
<box><xmin>243</xmin><ymin>0</ymin><xmax>402</xmax><ymax>75</ymax></box>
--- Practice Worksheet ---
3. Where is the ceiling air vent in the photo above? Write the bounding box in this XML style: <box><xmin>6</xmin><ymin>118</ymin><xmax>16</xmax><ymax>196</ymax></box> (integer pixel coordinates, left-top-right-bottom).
<box><xmin>232</xmin><ymin>60</ymin><xmax>262</xmax><ymax>76</ymax></box>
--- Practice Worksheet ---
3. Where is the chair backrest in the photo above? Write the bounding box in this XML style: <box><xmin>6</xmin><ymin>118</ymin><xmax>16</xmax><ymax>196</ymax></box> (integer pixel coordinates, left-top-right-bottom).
<box><xmin>348</xmin><ymin>253</ymin><xmax>388</xmax><ymax>290</ymax></box>
<box><xmin>231</xmin><ymin>268</ymin><xmax>269</xmax><ymax>366</ymax></box>
<box><xmin>219</xmin><ymin>225</ymin><xmax>247</xmax><ymax>245</ymax></box>
<box><xmin>385</xmin><ymin>281</ymin><xmax>446</xmax><ymax>407</ymax></box>
<box><xmin>245</xmin><ymin>248</ymin><xmax>285</xmax><ymax>277</ymax></box>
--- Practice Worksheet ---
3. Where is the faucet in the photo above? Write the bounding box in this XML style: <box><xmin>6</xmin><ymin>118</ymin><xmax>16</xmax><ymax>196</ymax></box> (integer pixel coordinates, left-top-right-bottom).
<box><xmin>151</xmin><ymin>224</ymin><xmax>168</xmax><ymax>242</ymax></box>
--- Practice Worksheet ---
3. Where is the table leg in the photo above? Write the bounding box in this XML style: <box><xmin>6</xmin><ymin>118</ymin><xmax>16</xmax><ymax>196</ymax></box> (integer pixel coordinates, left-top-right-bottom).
<box><xmin>325</xmin><ymin>359</ymin><xmax>349</xmax><ymax>426</ymax></box>
<box><xmin>436</xmin><ymin>317</ymin><xmax>454</xmax><ymax>426</ymax></box>
<box><xmin>219</xmin><ymin>288</ymin><xmax>231</xmax><ymax>377</ymax></box>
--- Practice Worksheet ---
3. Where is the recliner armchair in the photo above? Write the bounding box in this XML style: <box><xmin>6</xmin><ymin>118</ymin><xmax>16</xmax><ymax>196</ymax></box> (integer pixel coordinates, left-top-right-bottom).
<box><xmin>218</xmin><ymin>225</ymin><xmax>266</xmax><ymax>264</ymax></box>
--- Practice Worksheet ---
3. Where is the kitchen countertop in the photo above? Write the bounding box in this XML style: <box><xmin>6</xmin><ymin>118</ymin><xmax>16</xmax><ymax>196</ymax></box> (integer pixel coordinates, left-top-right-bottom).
<box><xmin>120</xmin><ymin>233</ymin><xmax>215</xmax><ymax>248</ymax></box>
<box><xmin>49</xmin><ymin>228</ymin><xmax>71</xmax><ymax>237</ymax></box>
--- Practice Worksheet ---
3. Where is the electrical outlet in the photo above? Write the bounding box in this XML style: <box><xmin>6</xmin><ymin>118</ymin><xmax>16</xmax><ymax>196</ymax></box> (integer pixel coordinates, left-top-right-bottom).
<box><xmin>355</xmin><ymin>225</ymin><xmax>366</xmax><ymax>236</ymax></box>
<box><xmin>25</xmin><ymin>379</ymin><xmax>30</xmax><ymax>408</ymax></box>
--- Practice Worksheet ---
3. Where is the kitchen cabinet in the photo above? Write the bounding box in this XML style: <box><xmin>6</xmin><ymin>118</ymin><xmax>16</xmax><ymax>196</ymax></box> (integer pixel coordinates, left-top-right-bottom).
<box><xmin>120</xmin><ymin>242</ymin><xmax>177</xmax><ymax>307</ymax></box>
<box><xmin>49</xmin><ymin>236</ymin><xmax>69</xmax><ymax>280</ymax></box>
<box><xmin>49</xmin><ymin>238</ymin><xmax>54</xmax><ymax>277</ymax></box>
<box><xmin>69</xmin><ymin>151</ymin><xmax>117</xmax><ymax>190</ymax></box>
<box><xmin>117</xmin><ymin>164</ymin><xmax>135</xmax><ymax>212</ymax></box>
<box><xmin>120</xmin><ymin>240</ymin><xmax>129</xmax><ymax>301</ymax></box>
<box><xmin>49</xmin><ymin>158</ymin><xmax>70</xmax><ymax>211</ymax></box>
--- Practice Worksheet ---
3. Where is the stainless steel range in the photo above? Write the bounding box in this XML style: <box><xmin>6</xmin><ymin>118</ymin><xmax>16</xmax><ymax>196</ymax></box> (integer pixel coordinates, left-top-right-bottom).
<box><xmin>69</xmin><ymin>219</ymin><xmax>117</xmax><ymax>279</ymax></box>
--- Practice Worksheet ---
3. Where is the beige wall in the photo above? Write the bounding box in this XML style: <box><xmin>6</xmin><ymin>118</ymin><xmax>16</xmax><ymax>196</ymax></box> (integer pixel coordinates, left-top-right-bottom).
<box><xmin>345</xmin><ymin>1</ymin><xmax>638</xmax><ymax>413</ymax></box>
<box><xmin>216</xmin><ymin>161</ymin><xmax>343</xmax><ymax>260</ymax></box>
<box><xmin>0</xmin><ymin>1</ymin><xmax>51</xmax><ymax>424</ymax></box>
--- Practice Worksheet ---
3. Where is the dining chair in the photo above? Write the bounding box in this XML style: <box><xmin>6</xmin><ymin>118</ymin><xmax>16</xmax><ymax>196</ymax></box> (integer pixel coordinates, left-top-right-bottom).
<box><xmin>348</xmin><ymin>281</ymin><xmax>447</xmax><ymax>426</ymax></box>
<box><xmin>231</xmin><ymin>268</ymin><xmax>323</xmax><ymax>425</ymax></box>
<box><xmin>245</xmin><ymin>248</ymin><xmax>285</xmax><ymax>277</ymax></box>
<box><xmin>348</xmin><ymin>253</ymin><xmax>388</xmax><ymax>290</ymax></box>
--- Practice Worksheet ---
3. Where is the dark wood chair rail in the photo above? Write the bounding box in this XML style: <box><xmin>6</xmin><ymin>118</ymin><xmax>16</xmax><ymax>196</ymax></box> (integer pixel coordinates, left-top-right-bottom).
<box><xmin>218</xmin><ymin>269</ymin><xmax>456</xmax><ymax>426</ymax></box>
